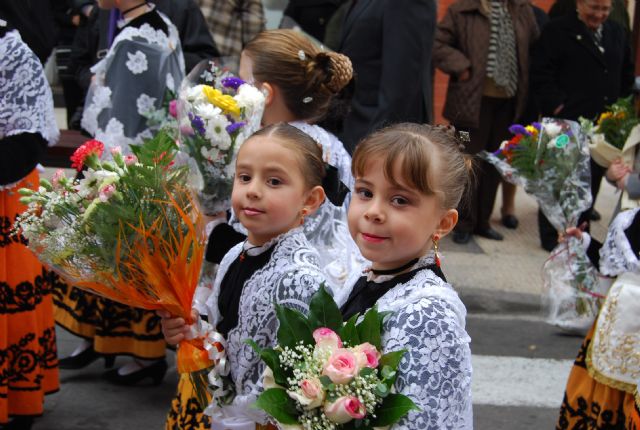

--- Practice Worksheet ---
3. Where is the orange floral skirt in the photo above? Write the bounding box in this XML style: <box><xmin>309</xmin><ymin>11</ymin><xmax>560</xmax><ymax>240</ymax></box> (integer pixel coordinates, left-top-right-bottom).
<box><xmin>0</xmin><ymin>170</ymin><xmax>59</xmax><ymax>423</ymax></box>
<box><xmin>557</xmin><ymin>325</ymin><xmax>637</xmax><ymax>429</ymax></box>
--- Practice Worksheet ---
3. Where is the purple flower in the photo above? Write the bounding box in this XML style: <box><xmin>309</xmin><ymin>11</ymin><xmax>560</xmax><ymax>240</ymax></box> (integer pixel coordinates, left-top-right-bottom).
<box><xmin>508</xmin><ymin>124</ymin><xmax>529</xmax><ymax>136</ymax></box>
<box><xmin>221</xmin><ymin>77</ymin><xmax>245</xmax><ymax>90</ymax></box>
<box><xmin>531</xmin><ymin>122</ymin><xmax>542</xmax><ymax>130</ymax></box>
<box><xmin>226</xmin><ymin>121</ymin><xmax>246</xmax><ymax>134</ymax></box>
<box><xmin>189</xmin><ymin>112</ymin><xmax>206</xmax><ymax>136</ymax></box>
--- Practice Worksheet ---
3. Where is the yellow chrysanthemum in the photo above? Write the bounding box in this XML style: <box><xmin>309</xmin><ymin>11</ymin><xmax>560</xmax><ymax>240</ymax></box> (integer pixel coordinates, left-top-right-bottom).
<box><xmin>597</xmin><ymin>111</ymin><xmax>613</xmax><ymax>125</ymax></box>
<box><xmin>202</xmin><ymin>85</ymin><xmax>241</xmax><ymax>116</ymax></box>
<box><xmin>525</xmin><ymin>125</ymin><xmax>538</xmax><ymax>135</ymax></box>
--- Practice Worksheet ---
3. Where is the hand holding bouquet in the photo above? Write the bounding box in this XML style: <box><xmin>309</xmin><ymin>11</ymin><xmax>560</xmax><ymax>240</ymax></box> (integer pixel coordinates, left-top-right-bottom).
<box><xmin>482</xmin><ymin>119</ymin><xmax>605</xmax><ymax>331</ymax></box>
<box><xmin>580</xmin><ymin>96</ymin><xmax>640</xmax><ymax>167</ymax></box>
<box><xmin>177</xmin><ymin>61</ymin><xmax>265</xmax><ymax>215</ymax></box>
<box><xmin>248</xmin><ymin>287</ymin><xmax>418</xmax><ymax>429</ymax></box>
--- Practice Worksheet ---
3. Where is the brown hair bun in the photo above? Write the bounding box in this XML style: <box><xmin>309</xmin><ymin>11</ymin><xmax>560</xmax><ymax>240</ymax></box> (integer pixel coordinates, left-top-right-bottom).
<box><xmin>311</xmin><ymin>52</ymin><xmax>353</xmax><ymax>94</ymax></box>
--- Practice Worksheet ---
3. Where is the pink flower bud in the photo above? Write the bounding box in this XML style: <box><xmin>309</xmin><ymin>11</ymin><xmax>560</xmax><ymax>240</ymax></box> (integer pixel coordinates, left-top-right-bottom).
<box><xmin>52</xmin><ymin>169</ymin><xmax>65</xmax><ymax>188</ymax></box>
<box><xmin>353</xmin><ymin>342</ymin><xmax>381</xmax><ymax>369</ymax></box>
<box><xmin>313</xmin><ymin>327</ymin><xmax>343</xmax><ymax>351</ymax></box>
<box><xmin>99</xmin><ymin>184</ymin><xmax>116</xmax><ymax>202</ymax></box>
<box><xmin>169</xmin><ymin>100</ymin><xmax>178</xmax><ymax>118</ymax></box>
<box><xmin>124</xmin><ymin>154</ymin><xmax>138</xmax><ymax>166</ymax></box>
<box><xmin>110</xmin><ymin>146</ymin><xmax>122</xmax><ymax>156</ymax></box>
<box><xmin>324</xmin><ymin>396</ymin><xmax>366</xmax><ymax>424</ymax></box>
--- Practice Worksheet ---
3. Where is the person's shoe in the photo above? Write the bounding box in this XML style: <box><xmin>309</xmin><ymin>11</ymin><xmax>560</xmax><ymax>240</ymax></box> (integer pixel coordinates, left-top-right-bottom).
<box><xmin>103</xmin><ymin>359</ymin><xmax>168</xmax><ymax>386</ymax></box>
<box><xmin>474</xmin><ymin>227</ymin><xmax>504</xmax><ymax>241</ymax></box>
<box><xmin>58</xmin><ymin>347</ymin><xmax>115</xmax><ymax>370</ymax></box>
<box><xmin>452</xmin><ymin>230</ymin><xmax>472</xmax><ymax>244</ymax></box>
<box><xmin>5</xmin><ymin>416</ymin><xmax>34</xmax><ymax>430</ymax></box>
<box><xmin>501</xmin><ymin>214</ymin><xmax>519</xmax><ymax>229</ymax></box>
<box><xmin>589</xmin><ymin>209</ymin><xmax>601</xmax><ymax>221</ymax></box>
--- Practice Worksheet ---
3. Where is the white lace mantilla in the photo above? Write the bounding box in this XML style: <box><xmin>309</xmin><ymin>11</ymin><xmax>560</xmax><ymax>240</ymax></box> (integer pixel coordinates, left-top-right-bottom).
<box><xmin>204</xmin><ymin>226</ymin><xmax>325</xmax><ymax>424</ymax></box>
<box><xmin>599</xmin><ymin>208</ymin><xmax>640</xmax><ymax>277</ymax></box>
<box><xmin>0</xmin><ymin>30</ymin><xmax>59</xmax><ymax>146</ymax></box>
<box><xmin>336</xmin><ymin>255</ymin><xmax>473</xmax><ymax>430</ymax></box>
<box><xmin>81</xmin><ymin>12</ymin><xmax>185</xmax><ymax>153</ymax></box>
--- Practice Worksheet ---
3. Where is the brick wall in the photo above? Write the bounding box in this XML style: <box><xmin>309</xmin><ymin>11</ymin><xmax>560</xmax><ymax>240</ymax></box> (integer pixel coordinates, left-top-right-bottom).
<box><xmin>433</xmin><ymin>0</ymin><xmax>555</xmax><ymax>123</ymax></box>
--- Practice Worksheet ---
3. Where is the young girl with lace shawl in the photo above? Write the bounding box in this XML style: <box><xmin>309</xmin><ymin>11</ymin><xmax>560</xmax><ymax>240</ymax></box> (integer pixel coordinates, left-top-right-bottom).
<box><xmin>161</xmin><ymin>123</ymin><xmax>329</xmax><ymax>430</ymax></box>
<box><xmin>556</xmin><ymin>208</ymin><xmax>640</xmax><ymax>429</ymax></box>
<box><xmin>203</xmin><ymin>29</ymin><xmax>359</xmax><ymax>293</ymax></box>
<box><xmin>333</xmin><ymin>123</ymin><xmax>474</xmax><ymax>429</ymax></box>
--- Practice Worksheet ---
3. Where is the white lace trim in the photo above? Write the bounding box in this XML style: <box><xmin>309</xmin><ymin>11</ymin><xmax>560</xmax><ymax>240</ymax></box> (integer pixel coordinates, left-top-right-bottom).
<box><xmin>0</xmin><ymin>30</ymin><xmax>59</xmax><ymax>146</ymax></box>
<box><xmin>599</xmin><ymin>208</ymin><xmax>640</xmax><ymax>277</ymax></box>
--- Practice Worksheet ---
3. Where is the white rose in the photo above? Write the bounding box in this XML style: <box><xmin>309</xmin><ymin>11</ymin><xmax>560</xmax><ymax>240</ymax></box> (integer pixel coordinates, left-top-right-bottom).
<box><xmin>543</xmin><ymin>122</ymin><xmax>562</xmax><ymax>138</ymax></box>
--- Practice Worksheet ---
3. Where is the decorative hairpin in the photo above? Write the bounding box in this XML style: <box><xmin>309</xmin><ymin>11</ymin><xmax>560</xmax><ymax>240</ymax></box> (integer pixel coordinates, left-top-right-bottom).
<box><xmin>302</xmin><ymin>96</ymin><xmax>313</xmax><ymax>104</ymax></box>
<box><xmin>458</xmin><ymin>131</ymin><xmax>470</xmax><ymax>143</ymax></box>
<box><xmin>298</xmin><ymin>50</ymin><xmax>306</xmax><ymax>61</ymax></box>
<box><xmin>0</xmin><ymin>19</ymin><xmax>6</xmax><ymax>28</ymax></box>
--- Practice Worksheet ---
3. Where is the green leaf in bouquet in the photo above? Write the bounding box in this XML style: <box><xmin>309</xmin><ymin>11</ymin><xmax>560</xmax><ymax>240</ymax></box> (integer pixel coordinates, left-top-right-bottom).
<box><xmin>380</xmin><ymin>366</ymin><xmax>396</xmax><ymax>382</ymax></box>
<box><xmin>307</xmin><ymin>284</ymin><xmax>343</xmax><ymax>331</ymax></box>
<box><xmin>359</xmin><ymin>367</ymin><xmax>375</xmax><ymax>377</ymax></box>
<box><xmin>379</xmin><ymin>350</ymin><xmax>406</xmax><ymax>372</ymax></box>
<box><xmin>275</xmin><ymin>304</ymin><xmax>314</xmax><ymax>348</ymax></box>
<box><xmin>129</xmin><ymin>129</ymin><xmax>178</xmax><ymax>166</ymax></box>
<box><xmin>357</xmin><ymin>307</ymin><xmax>382</xmax><ymax>350</ymax></box>
<box><xmin>374</xmin><ymin>382</ymin><xmax>390</xmax><ymax>398</ymax></box>
<box><xmin>377</xmin><ymin>310</ymin><xmax>393</xmax><ymax>330</ymax></box>
<box><xmin>340</xmin><ymin>313</ymin><xmax>360</xmax><ymax>347</ymax></box>
<box><xmin>370</xmin><ymin>393</ymin><xmax>420</xmax><ymax>427</ymax></box>
<box><xmin>319</xmin><ymin>375</ymin><xmax>336</xmax><ymax>391</ymax></box>
<box><xmin>253</xmin><ymin>388</ymin><xmax>300</xmax><ymax>425</ymax></box>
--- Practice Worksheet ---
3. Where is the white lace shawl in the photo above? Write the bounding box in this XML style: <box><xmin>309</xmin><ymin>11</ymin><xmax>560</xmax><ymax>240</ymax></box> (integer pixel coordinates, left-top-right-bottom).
<box><xmin>599</xmin><ymin>208</ymin><xmax>640</xmax><ymax>277</ymax></box>
<box><xmin>336</xmin><ymin>255</ymin><xmax>474</xmax><ymax>430</ymax></box>
<box><xmin>81</xmin><ymin>11</ymin><xmax>185</xmax><ymax>153</ymax></box>
<box><xmin>204</xmin><ymin>226</ymin><xmax>326</xmax><ymax>423</ymax></box>
<box><xmin>0</xmin><ymin>30</ymin><xmax>59</xmax><ymax>146</ymax></box>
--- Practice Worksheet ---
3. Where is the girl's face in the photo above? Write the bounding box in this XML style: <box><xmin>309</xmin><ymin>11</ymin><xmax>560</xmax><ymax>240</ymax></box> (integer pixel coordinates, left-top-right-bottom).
<box><xmin>348</xmin><ymin>158</ymin><xmax>457</xmax><ymax>271</ymax></box>
<box><xmin>97</xmin><ymin>0</ymin><xmax>117</xmax><ymax>10</ymax></box>
<box><xmin>232</xmin><ymin>136</ymin><xmax>317</xmax><ymax>245</ymax></box>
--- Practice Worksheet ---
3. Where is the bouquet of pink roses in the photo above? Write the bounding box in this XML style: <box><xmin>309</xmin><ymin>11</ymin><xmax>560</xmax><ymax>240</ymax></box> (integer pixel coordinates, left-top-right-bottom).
<box><xmin>248</xmin><ymin>287</ymin><xmax>418</xmax><ymax>429</ymax></box>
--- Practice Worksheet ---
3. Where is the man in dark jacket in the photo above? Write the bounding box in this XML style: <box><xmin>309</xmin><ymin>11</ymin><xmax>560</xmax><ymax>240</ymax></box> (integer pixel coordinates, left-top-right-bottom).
<box><xmin>337</xmin><ymin>0</ymin><xmax>436</xmax><ymax>153</ymax></box>
<box><xmin>531</xmin><ymin>0</ymin><xmax>634</xmax><ymax>250</ymax></box>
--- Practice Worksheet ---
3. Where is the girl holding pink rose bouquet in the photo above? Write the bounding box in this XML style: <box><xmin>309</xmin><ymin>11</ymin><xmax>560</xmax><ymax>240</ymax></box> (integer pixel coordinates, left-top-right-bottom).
<box><xmin>333</xmin><ymin>123</ymin><xmax>474</xmax><ymax>429</ymax></box>
<box><xmin>161</xmin><ymin>123</ymin><xmax>330</xmax><ymax>430</ymax></box>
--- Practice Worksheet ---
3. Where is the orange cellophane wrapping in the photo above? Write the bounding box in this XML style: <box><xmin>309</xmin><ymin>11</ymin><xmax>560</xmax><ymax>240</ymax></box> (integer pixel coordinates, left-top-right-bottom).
<box><xmin>58</xmin><ymin>191</ymin><xmax>214</xmax><ymax>373</ymax></box>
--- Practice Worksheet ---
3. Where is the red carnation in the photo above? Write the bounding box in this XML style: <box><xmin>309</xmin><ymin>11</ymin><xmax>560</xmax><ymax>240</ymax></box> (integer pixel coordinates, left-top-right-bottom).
<box><xmin>71</xmin><ymin>139</ymin><xmax>105</xmax><ymax>171</ymax></box>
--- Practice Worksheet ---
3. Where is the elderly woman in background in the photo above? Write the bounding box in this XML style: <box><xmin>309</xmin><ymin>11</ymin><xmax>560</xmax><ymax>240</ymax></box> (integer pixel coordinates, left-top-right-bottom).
<box><xmin>433</xmin><ymin>0</ymin><xmax>539</xmax><ymax>244</ymax></box>
<box><xmin>530</xmin><ymin>0</ymin><xmax>634</xmax><ymax>251</ymax></box>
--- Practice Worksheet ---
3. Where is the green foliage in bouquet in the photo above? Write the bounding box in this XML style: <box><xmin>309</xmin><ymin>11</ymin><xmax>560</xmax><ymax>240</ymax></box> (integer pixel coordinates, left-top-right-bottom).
<box><xmin>247</xmin><ymin>286</ymin><xmax>419</xmax><ymax>429</ymax></box>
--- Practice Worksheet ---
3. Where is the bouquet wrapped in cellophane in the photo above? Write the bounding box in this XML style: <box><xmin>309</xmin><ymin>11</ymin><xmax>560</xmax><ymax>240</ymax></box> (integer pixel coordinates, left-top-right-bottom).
<box><xmin>481</xmin><ymin>118</ymin><xmax>607</xmax><ymax>332</ymax></box>
<box><xmin>248</xmin><ymin>286</ymin><xmax>418</xmax><ymax>430</ymax></box>
<box><xmin>14</xmin><ymin>134</ymin><xmax>225</xmax><ymax>405</ymax></box>
<box><xmin>580</xmin><ymin>96</ymin><xmax>640</xmax><ymax>168</ymax></box>
<box><xmin>177</xmin><ymin>61</ymin><xmax>265</xmax><ymax>215</ymax></box>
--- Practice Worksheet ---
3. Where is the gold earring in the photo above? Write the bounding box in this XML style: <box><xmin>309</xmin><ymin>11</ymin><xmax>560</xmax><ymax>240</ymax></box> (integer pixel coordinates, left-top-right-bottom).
<box><xmin>300</xmin><ymin>208</ymin><xmax>308</xmax><ymax>225</ymax></box>
<box><xmin>432</xmin><ymin>234</ymin><xmax>441</xmax><ymax>267</ymax></box>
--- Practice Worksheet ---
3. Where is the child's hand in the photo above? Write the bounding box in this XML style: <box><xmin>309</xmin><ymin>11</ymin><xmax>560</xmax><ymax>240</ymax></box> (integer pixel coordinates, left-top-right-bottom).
<box><xmin>558</xmin><ymin>222</ymin><xmax>587</xmax><ymax>243</ymax></box>
<box><xmin>158</xmin><ymin>309</ymin><xmax>197</xmax><ymax>345</ymax></box>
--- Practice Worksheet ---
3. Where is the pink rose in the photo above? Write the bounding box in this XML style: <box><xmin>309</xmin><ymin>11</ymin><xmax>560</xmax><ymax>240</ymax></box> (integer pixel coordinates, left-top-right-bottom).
<box><xmin>353</xmin><ymin>342</ymin><xmax>381</xmax><ymax>369</ymax></box>
<box><xmin>313</xmin><ymin>327</ymin><xmax>343</xmax><ymax>351</ymax></box>
<box><xmin>288</xmin><ymin>378</ymin><xmax>324</xmax><ymax>409</ymax></box>
<box><xmin>323</xmin><ymin>349</ymin><xmax>359</xmax><ymax>384</ymax></box>
<box><xmin>124</xmin><ymin>154</ymin><xmax>138</xmax><ymax>166</ymax></box>
<box><xmin>169</xmin><ymin>100</ymin><xmax>178</xmax><ymax>118</ymax></box>
<box><xmin>324</xmin><ymin>396</ymin><xmax>366</xmax><ymax>424</ymax></box>
<box><xmin>99</xmin><ymin>184</ymin><xmax>116</xmax><ymax>202</ymax></box>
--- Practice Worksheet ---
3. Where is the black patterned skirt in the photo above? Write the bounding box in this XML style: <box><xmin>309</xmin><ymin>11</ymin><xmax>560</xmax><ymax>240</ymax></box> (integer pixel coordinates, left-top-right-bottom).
<box><xmin>0</xmin><ymin>170</ymin><xmax>59</xmax><ymax>423</ymax></box>
<box><xmin>53</xmin><ymin>284</ymin><xmax>166</xmax><ymax>359</ymax></box>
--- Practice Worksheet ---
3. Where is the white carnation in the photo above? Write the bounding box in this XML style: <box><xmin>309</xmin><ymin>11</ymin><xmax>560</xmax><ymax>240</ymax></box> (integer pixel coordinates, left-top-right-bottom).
<box><xmin>543</xmin><ymin>122</ymin><xmax>562</xmax><ymax>138</ymax></box>
<box><xmin>234</xmin><ymin>84</ymin><xmax>265</xmax><ymax>112</ymax></box>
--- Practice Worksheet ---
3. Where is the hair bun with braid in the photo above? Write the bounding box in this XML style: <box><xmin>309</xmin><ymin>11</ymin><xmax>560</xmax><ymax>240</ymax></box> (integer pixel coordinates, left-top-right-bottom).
<box><xmin>312</xmin><ymin>51</ymin><xmax>353</xmax><ymax>94</ymax></box>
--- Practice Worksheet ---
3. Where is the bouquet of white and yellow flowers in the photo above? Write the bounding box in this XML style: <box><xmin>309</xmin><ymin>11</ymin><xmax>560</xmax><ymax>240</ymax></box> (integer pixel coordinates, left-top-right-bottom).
<box><xmin>177</xmin><ymin>61</ymin><xmax>265</xmax><ymax>215</ymax></box>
